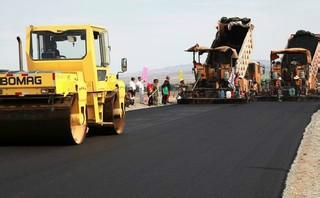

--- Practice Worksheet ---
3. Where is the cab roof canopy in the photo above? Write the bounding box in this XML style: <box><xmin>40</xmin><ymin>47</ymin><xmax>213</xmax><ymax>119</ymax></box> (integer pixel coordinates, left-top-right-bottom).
<box><xmin>185</xmin><ymin>43</ymin><xmax>213</xmax><ymax>53</ymax></box>
<box><xmin>270</xmin><ymin>48</ymin><xmax>312</xmax><ymax>64</ymax></box>
<box><xmin>28</xmin><ymin>24</ymin><xmax>107</xmax><ymax>32</ymax></box>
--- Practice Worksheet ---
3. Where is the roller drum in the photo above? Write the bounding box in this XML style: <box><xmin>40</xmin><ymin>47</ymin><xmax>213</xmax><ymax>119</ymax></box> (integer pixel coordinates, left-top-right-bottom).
<box><xmin>0</xmin><ymin>95</ymin><xmax>86</xmax><ymax>145</ymax></box>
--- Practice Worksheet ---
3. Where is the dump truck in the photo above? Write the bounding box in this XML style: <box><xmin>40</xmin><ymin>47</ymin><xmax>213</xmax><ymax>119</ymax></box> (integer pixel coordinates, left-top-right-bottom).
<box><xmin>0</xmin><ymin>25</ymin><xmax>127</xmax><ymax>144</ymax></box>
<box><xmin>267</xmin><ymin>30</ymin><xmax>320</xmax><ymax>100</ymax></box>
<box><xmin>178</xmin><ymin>17</ymin><xmax>263</xmax><ymax>104</ymax></box>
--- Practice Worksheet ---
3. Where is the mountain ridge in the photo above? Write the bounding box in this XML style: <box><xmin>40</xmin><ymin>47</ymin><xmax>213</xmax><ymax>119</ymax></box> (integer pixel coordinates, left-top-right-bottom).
<box><xmin>120</xmin><ymin>60</ymin><xmax>270</xmax><ymax>84</ymax></box>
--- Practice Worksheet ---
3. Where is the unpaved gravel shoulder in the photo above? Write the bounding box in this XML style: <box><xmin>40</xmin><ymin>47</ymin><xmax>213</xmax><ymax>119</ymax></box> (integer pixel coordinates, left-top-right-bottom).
<box><xmin>283</xmin><ymin>110</ymin><xmax>320</xmax><ymax>198</ymax></box>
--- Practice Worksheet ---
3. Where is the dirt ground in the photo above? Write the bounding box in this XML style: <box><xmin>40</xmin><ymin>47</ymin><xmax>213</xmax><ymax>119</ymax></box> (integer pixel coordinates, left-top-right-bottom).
<box><xmin>283</xmin><ymin>110</ymin><xmax>320</xmax><ymax>198</ymax></box>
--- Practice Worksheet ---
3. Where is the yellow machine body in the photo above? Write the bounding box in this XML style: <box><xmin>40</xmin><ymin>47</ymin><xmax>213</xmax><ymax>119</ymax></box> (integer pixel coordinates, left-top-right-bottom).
<box><xmin>0</xmin><ymin>25</ymin><xmax>126</xmax><ymax>144</ymax></box>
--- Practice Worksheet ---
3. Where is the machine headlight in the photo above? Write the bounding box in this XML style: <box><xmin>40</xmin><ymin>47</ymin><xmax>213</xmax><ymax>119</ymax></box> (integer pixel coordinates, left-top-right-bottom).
<box><xmin>41</xmin><ymin>88</ymin><xmax>55</xmax><ymax>94</ymax></box>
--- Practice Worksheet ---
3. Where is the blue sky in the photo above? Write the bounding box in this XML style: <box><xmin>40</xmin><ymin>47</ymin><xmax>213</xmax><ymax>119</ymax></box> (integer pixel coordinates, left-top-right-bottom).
<box><xmin>0</xmin><ymin>0</ymin><xmax>319</xmax><ymax>72</ymax></box>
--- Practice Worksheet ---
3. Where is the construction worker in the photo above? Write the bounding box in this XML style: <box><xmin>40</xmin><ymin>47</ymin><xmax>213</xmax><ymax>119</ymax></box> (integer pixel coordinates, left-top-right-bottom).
<box><xmin>129</xmin><ymin>77</ymin><xmax>136</xmax><ymax>105</ymax></box>
<box><xmin>234</xmin><ymin>72</ymin><xmax>240</xmax><ymax>98</ymax></box>
<box><xmin>161</xmin><ymin>80</ymin><xmax>170</xmax><ymax>104</ymax></box>
<box><xmin>177</xmin><ymin>80</ymin><xmax>186</xmax><ymax>99</ymax></box>
<box><xmin>294</xmin><ymin>75</ymin><xmax>302</xmax><ymax>96</ymax></box>
<box><xmin>152</xmin><ymin>79</ymin><xmax>159</xmax><ymax>105</ymax></box>
<box><xmin>165</xmin><ymin>76</ymin><xmax>172</xmax><ymax>103</ymax></box>
<box><xmin>275</xmin><ymin>77</ymin><xmax>282</xmax><ymax>100</ymax></box>
<box><xmin>136</xmin><ymin>76</ymin><xmax>145</xmax><ymax>104</ymax></box>
<box><xmin>251</xmin><ymin>80</ymin><xmax>259</xmax><ymax>97</ymax></box>
<box><xmin>282</xmin><ymin>68</ymin><xmax>290</xmax><ymax>86</ymax></box>
<box><xmin>147</xmin><ymin>83</ymin><xmax>154</xmax><ymax>106</ymax></box>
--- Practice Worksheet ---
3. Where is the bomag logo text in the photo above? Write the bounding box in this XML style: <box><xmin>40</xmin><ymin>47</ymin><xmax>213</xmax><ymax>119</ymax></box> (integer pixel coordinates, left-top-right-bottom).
<box><xmin>0</xmin><ymin>76</ymin><xmax>42</xmax><ymax>86</ymax></box>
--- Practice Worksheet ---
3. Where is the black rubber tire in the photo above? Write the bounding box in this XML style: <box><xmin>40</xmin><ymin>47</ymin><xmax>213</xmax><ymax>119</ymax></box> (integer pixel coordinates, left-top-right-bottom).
<box><xmin>90</xmin><ymin>94</ymin><xmax>125</xmax><ymax>135</ymax></box>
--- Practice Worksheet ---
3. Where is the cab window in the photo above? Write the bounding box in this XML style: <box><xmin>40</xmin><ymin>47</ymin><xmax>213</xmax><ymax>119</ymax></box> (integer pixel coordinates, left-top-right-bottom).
<box><xmin>30</xmin><ymin>30</ymin><xmax>86</xmax><ymax>60</ymax></box>
<box><xmin>93</xmin><ymin>31</ymin><xmax>110</xmax><ymax>67</ymax></box>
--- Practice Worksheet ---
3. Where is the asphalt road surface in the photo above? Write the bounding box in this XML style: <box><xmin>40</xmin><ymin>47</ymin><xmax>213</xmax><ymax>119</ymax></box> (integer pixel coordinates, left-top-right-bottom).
<box><xmin>0</xmin><ymin>102</ymin><xmax>319</xmax><ymax>198</ymax></box>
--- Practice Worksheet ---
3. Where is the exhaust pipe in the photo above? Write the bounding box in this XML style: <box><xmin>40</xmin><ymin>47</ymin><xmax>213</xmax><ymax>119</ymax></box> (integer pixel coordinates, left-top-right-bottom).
<box><xmin>16</xmin><ymin>36</ymin><xmax>23</xmax><ymax>71</ymax></box>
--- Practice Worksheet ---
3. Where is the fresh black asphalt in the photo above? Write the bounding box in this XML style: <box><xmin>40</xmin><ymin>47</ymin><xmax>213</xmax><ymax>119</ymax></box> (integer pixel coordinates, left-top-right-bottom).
<box><xmin>0</xmin><ymin>102</ymin><xmax>318</xmax><ymax>198</ymax></box>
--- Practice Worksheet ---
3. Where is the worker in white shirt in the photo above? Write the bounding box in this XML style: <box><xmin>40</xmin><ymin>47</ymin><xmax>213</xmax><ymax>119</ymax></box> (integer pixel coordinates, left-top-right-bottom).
<box><xmin>136</xmin><ymin>76</ymin><xmax>145</xmax><ymax>104</ymax></box>
<box><xmin>129</xmin><ymin>77</ymin><xmax>136</xmax><ymax>104</ymax></box>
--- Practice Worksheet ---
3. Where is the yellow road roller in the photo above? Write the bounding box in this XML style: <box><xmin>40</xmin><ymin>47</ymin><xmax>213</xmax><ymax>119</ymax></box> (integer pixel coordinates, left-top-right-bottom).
<box><xmin>0</xmin><ymin>25</ymin><xmax>127</xmax><ymax>144</ymax></box>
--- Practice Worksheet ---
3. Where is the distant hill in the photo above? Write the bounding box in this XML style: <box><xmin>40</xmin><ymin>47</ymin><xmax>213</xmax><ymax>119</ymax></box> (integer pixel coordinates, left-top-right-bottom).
<box><xmin>120</xmin><ymin>64</ymin><xmax>194</xmax><ymax>85</ymax></box>
<box><xmin>120</xmin><ymin>60</ymin><xmax>270</xmax><ymax>85</ymax></box>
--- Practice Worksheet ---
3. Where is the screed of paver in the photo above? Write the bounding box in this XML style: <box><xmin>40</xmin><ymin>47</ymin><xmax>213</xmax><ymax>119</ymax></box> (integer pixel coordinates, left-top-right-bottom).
<box><xmin>283</xmin><ymin>110</ymin><xmax>320</xmax><ymax>198</ymax></box>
